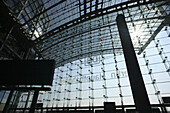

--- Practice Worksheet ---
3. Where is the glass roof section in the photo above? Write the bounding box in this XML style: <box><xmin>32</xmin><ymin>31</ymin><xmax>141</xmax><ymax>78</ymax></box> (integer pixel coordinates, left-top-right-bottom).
<box><xmin>4</xmin><ymin>0</ymin><xmax>170</xmax><ymax>67</ymax></box>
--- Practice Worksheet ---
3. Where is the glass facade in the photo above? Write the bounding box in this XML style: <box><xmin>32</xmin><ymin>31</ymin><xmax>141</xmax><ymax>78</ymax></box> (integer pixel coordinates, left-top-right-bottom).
<box><xmin>0</xmin><ymin>0</ymin><xmax>170</xmax><ymax>112</ymax></box>
<box><xmin>17</xmin><ymin>26</ymin><xmax>170</xmax><ymax>108</ymax></box>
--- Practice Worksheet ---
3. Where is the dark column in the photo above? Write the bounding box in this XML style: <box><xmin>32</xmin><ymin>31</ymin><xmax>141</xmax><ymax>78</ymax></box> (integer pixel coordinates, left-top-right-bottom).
<box><xmin>2</xmin><ymin>90</ymin><xmax>14</xmax><ymax>113</ymax></box>
<box><xmin>29</xmin><ymin>90</ymin><xmax>39</xmax><ymax>113</ymax></box>
<box><xmin>116</xmin><ymin>14</ymin><xmax>152</xmax><ymax>113</ymax></box>
<box><xmin>104</xmin><ymin>102</ymin><xmax>116</xmax><ymax>113</ymax></box>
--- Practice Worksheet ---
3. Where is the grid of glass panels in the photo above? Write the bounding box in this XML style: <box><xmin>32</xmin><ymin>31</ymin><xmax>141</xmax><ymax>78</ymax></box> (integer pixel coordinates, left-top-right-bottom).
<box><xmin>38</xmin><ymin>1</ymin><xmax>169</xmax><ymax>68</ymax></box>
<box><xmin>18</xmin><ymin>26</ymin><xmax>170</xmax><ymax>108</ymax></box>
<box><xmin>2</xmin><ymin>0</ymin><xmax>170</xmax><ymax>110</ymax></box>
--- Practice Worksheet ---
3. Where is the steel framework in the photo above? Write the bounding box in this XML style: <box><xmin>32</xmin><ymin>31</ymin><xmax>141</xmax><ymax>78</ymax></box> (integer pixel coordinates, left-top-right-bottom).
<box><xmin>0</xmin><ymin>0</ymin><xmax>170</xmax><ymax>112</ymax></box>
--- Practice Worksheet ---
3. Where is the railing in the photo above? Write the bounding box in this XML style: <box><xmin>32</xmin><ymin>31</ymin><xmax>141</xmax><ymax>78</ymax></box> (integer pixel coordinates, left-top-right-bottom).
<box><xmin>8</xmin><ymin>104</ymin><xmax>170</xmax><ymax>113</ymax></box>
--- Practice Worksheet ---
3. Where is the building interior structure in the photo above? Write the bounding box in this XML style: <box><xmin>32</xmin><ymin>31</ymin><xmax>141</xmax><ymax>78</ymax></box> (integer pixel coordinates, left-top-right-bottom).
<box><xmin>0</xmin><ymin>0</ymin><xmax>170</xmax><ymax>113</ymax></box>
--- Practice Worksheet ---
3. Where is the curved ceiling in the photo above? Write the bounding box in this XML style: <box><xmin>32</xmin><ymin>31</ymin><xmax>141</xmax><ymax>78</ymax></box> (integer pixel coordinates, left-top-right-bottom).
<box><xmin>4</xmin><ymin>0</ymin><xmax>170</xmax><ymax>67</ymax></box>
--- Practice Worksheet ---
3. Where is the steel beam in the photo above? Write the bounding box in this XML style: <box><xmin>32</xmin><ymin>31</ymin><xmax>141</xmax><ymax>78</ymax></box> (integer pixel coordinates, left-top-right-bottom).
<box><xmin>41</xmin><ymin>15</ymin><xmax>164</xmax><ymax>53</ymax></box>
<box><xmin>138</xmin><ymin>15</ymin><xmax>170</xmax><ymax>54</ymax></box>
<box><xmin>116</xmin><ymin>14</ymin><xmax>152</xmax><ymax>113</ymax></box>
<box><xmin>138</xmin><ymin>20</ymin><xmax>165</xmax><ymax>54</ymax></box>
<box><xmin>29</xmin><ymin>90</ymin><xmax>39</xmax><ymax>113</ymax></box>
<box><xmin>22</xmin><ymin>0</ymin><xmax>67</xmax><ymax>26</ymax></box>
<box><xmin>0</xmin><ymin>87</ymin><xmax>51</xmax><ymax>91</ymax></box>
<box><xmin>0</xmin><ymin>27</ymin><xmax>14</xmax><ymax>51</ymax></box>
<box><xmin>34</xmin><ymin>0</ymin><xmax>168</xmax><ymax>44</ymax></box>
<box><xmin>0</xmin><ymin>38</ymin><xmax>22</xmax><ymax>59</ymax></box>
<box><xmin>8</xmin><ymin>104</ymin><xmax>170</xmax><ymax>111</ymax></box>
<box><xmin>0</xmin><ymin>0</ymin><xmax>28</xmax><ymax>52</ymax></box>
